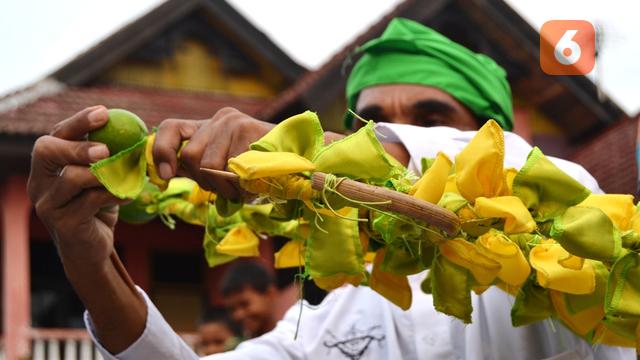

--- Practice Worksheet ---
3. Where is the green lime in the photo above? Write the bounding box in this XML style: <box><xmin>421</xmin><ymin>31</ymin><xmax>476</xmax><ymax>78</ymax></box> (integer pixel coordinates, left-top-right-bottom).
<box><xmin>88</xmin><ymin>109</ymin><xmax>148</xmax><ymax>155</ymax></box>
<box><xmin>118</xmin><ymin>180</ymin><xmax>159</xmax><ymax>224</ymax></box>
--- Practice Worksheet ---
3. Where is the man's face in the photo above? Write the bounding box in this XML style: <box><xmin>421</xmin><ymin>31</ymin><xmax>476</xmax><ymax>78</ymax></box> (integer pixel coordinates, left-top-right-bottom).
<box><xmin>224</xmin><ymin>286</ymin><xmax>276</xmax><ymax>337</ymax></box>
<box><xmin>354</xmin><ymin>84</ymin><xmax>479</xmax><ymax>130</ymax></box>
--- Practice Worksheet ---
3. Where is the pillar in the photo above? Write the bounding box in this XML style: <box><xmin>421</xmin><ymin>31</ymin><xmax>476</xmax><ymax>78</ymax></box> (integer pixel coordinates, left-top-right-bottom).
<box><xmin>1</xmin><ymin>176</ymin><xmax>31</xmax><ymax>359</ymax></box>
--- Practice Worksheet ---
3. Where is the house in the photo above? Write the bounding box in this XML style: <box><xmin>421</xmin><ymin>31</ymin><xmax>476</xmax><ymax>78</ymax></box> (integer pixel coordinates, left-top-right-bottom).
<box><xmin>0</xmin><ymin>0</ymin><xmax>304</xmax><ymax>358</ymax></box>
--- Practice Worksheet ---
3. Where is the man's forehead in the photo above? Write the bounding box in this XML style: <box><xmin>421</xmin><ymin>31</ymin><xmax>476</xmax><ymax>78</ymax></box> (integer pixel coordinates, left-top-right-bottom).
<box><xmin>356</xmin><ymin>84</ymin><xmax>461</xmax><ymax>110</ymax></box>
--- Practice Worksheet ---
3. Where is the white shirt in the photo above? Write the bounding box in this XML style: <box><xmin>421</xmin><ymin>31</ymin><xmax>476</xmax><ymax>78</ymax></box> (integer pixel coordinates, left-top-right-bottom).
<box><xmin>85</xmin><ymin>124</ymin><xmax>633</xmax><ymax>360</ymax></box>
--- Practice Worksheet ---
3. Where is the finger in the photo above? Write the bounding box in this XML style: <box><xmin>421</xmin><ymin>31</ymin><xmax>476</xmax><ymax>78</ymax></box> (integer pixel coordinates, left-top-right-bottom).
<box><xmin>51</xmin><ymin>105</ymin><xmax>109</xmax><ymax>140</ymax></box>
<box><xmin>31</xmin><ymin>136</ymin><xmax>109</xmax><ymax>176</ymax></box>
<box><xmin>179</xmin><ymin>118</ymin><xmax>241</xmax><ymax>199</ymax></box>
<box><xmin>153</xmin><ymin>119</ymin><xmax>201</xmax><ymax>180</ymax></box>
<box><xmin>45</xmin><ymin>165</ymin><xmax>102</xmax><ymax>209</ymax></box>
<box><xmin>64</xmin><ymin>188</ymin><xmax>128</xmax><ymax>218</ymax></box>
<box><xmin>199</xmin><ymin>136</ymin><xmax>243</xmax><ymax>200</ymax></box>
<box><xmin>96</xmin><ymin>205</ymin><xmax>120</xmax><ymax>230</ymax></box>
<box><xmin>29</xmin><ymin>136</ymin><xmax>109</xmax><ymax>198</ymax></box>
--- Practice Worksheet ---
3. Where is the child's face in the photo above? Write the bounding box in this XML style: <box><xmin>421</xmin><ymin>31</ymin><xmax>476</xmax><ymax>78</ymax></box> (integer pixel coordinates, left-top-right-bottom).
<box><xmin>224</xmin><ymin>285</ymin><xmax>276</xmax><ymax>337</ymax></box>
<box><xmin>196</xmin><ymin>322</ymin><xmax>234</xmax><ymax>355</ymax></box>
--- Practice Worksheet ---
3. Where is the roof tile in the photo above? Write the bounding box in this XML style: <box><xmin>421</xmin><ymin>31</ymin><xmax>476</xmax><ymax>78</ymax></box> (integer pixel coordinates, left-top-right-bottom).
<box><xmin>0</xmin><ymin>85</ymin><xmax>269</xmax><ymax>136</ymax></box>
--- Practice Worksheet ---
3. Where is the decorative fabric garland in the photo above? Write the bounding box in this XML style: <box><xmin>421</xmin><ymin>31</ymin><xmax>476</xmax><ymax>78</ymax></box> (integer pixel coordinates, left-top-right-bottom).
<box><xmin>91</xmin><ymin>111</ymin><xmax>640</xmax><ymax>351</ymax></box>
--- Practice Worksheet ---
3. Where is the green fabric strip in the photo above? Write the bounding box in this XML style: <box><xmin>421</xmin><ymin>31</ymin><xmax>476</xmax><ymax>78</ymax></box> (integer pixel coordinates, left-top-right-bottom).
<box><xmin>381</xmin><ymin>243</ymin><xmax>429</xmax><ymax>276</ymax></box>
<box><xmin>240</xmin><ymin>204</ymin><xmax>300</xmax><ymax>240</ymax></box>
<box><xmin>511</xmin><ymin>278</ymin><xmax>554</xmax><ymax>327</ymax></box>
<box><xmin>250</xmin><ymin>110</ymin><xmax>324</xmax><ymax>160</ymax></box>
<box><xmin>313</xmin><ymin>121</ymin><xmax>399</xmax><ymax>184</ymax></box>
<box><xmin>90</xmin><ymin>136</ymin><xmax>148</xmax><ymax>199</ymax></box>
<box><xmin>602</xmin><ymin>315</ymin><xmax>638</xmax><ymax>341</ymax></box>
<box><xmin>605</xmin><ymin>251</ymin><xmax>640</xmax><ymax>318</ymax></box>
<box><xmin>432</xmin><ymin>255</ymin><xmax>472</xmax><ymax>323</ymax></box>
<box><xmin>513</xmin><ymin>147</ymin><xmax>590</xmax><ymax>222</ymax></box>
<box><xmin>304</xmin><ymin>208</ymin><xmax>365</xmax><ymax>283</ymax></box>
<box><xmin>551</xmin><ymin>206</ymin><xmax>622</xmax><ymax>262</ymax></box>
<box><xmin>564</xmin><ymin>260</ymin><xmax>609</xmax><ymax>314</ymax></box>
<box><xmin>203</xmin><ymin>205</ymin><xmax>243</xmax><ymax>267</ymax></box>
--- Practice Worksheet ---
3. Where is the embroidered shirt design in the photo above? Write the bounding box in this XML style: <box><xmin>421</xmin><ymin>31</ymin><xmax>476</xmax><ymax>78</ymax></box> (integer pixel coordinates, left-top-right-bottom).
<box><xmin>323</xmin><ymin>324</ymin><xmax>386</xmax><ymax>360</ymax></box>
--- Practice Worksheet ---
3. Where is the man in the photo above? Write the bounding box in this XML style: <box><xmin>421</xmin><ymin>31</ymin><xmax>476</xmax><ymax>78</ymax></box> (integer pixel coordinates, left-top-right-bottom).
<box><xmin>28</xmin><ymin>18</ymin><xmax>632</xmax><ymax>359</ymax></box>
<box><xmin>220</xmin><ymin>261</ymin><xmax>279</xmax><ymax>338</ymax></box>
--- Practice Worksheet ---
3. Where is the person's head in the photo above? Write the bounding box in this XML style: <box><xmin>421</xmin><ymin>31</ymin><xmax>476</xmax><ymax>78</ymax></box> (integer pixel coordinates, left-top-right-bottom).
<box><xmin>220</xmin><ymin>261</ymin><xmax>277</xmax><ymax>337</ymax></box>
<box><xmin>195</xmin><ymin>309</ymin><xmax>241</xmax><ymax>356</ymax></box>
<box><xmin>345</xmin><ymin>18</ymin><xmax>513</xmax><ymax>132</ymax></box>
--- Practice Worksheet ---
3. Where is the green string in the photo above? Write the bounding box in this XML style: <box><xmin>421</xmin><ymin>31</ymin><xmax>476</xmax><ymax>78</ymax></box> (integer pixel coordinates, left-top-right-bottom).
<box><xmin>347</xmin><ymin>109</ymin><xmax>387</xmax><ymax>139</ymax></box>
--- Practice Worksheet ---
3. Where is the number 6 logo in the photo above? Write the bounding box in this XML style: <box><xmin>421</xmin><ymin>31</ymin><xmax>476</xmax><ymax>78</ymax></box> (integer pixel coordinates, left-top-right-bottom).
<box><xmin>540</xmin><ymin>20</ymin><xmax>595</xmax><ymax>75</ymax></box>
<box><xmin>555</xmin><ymin>30</ymin><xmax>581</xmax><ymax>65</ymax></box>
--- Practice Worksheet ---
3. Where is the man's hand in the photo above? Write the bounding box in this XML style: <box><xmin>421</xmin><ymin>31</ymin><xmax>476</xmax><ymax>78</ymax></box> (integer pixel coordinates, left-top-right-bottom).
<box><xmin>28</xmin><ymin>106</ymin><xmax>147</xmax><ymax>353</ymax></box>
<box><xmin>29</xmin><ymin>105</ymin><xmax>125</xmax><ymax>270</ymax></box>
<box><xmin>152</xmin><ymin>107</ymin><xmax>410</xmax><ymax>200</ymax></box>
<box><xmin>153</xmin><ymin>107</ymin><xmax>275</xmax><ymax>200</ymax></box>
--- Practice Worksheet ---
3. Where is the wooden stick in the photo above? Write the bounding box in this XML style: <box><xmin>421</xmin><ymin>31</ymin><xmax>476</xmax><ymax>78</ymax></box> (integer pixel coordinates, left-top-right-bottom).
<box><xmin>311</xmin><ymin>173</ymin><xmax>459</xmax><ymax>236</ymax></box>
<box><xmin>200</xmin><ymin>168</ymin><xmax>240</xmax><ymax>180</ymax></box>
<box><xmin>199</xmin><ymin>168</ymin><xmax>460</xmax><ymax>236</ymax></box>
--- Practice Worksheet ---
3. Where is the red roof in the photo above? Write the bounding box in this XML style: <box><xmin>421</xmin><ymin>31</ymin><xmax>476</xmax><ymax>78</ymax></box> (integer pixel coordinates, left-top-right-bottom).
<box><xmin>571</xmin><ymin>116</ymin><xmax>639</xmax><ymax>196</ymax></box>
<box><xmin>0</xmin><ymin>85</ymin><xmax>270</xmax><ymax>136</ymax></box>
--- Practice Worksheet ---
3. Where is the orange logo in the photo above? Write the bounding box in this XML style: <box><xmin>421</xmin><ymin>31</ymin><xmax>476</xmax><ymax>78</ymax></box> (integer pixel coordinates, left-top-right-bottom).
<box><xmin>540</xmin><ymin>20</ymin><xmax>595</xmax><ymax>75</ymax></box>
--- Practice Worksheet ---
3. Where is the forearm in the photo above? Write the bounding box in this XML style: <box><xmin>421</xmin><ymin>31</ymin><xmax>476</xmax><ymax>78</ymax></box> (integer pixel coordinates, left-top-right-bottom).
<box><xmin>64</xmin><ymin>254</ymin><xmax>147</xmax><ymax>354</ymax></box>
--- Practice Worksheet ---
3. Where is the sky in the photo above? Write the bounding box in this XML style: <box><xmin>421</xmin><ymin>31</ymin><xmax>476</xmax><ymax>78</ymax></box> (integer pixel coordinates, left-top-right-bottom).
<box><xmin>1</xmin><ymin>0</ymin><xmax>638</xmax><ymax>115</ymax></box>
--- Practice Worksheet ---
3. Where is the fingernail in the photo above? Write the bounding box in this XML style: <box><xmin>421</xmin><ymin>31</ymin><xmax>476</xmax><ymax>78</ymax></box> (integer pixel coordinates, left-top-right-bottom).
<box><xmin>158</xmin><ymin>162</ymin><xmax>173</xmax><ymax>180</ymax></box>
<box><xmin>88</xmin><ymin>108</ymin><xmax>108</xmax><ymax>125</ymax></box>
<box><xmin>89</xmin><ymin>145</ymin><xmax>109</xmax><ymax>162</ymax></box>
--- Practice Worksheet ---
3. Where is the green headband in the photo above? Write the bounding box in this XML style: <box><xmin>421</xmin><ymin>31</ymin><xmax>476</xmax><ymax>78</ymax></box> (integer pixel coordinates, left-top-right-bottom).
<box><xmin>344</xmin><ymin>18</ymin><xmax>513</xmax><ymax>130</ymax></box>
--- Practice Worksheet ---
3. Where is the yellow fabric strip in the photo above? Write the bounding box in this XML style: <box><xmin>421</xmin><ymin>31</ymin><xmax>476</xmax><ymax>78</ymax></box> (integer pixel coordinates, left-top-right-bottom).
<box><xmin>370</xmin><ymin>249</ymin><xmax>412</xmax><ymax>310</ymax></box>
<box><xmin>439</xmin><ymin>238</ymin><xmax>500</xmax><ymax>285</ymax></box>
<box><xmin>274</xmin><ymin>240</ymin><xmax>305</xmax><ymax>269</ymax></box>
<box><xmin>474</xmin><ymin>196</ymin><xmax>536</xmax><ymax>234</ymax></box>
<box><xmin>240</xmin><ymin>175</ymin><xmax>314</xmax><ymax>201</ymax></box>
<box><xmin>410</xmin><ymin>152</ymin><xmax>452</xmax><ymax>204</ymax></box>
<box><xmin>550</xmin><ymin>290</ymin><xmax>603</xmax><ymax>337</ymax></box>
<box><xmin>145</xmin><ymin>132</ymin><xmax>168</xmax><ymax>190</ymax></box>
<box><xmin>578</xmin><ymin>194</ymin><xmax>635</xmax><ymax>231</ymax></box>
<box><xmin>216</xmin><ymin>224</ymin><xmax>260</xmax><ymax>257</ymax></box>
<box><xmin>228</xmin><ymin>151</ymin><xmax>316</xmax><ymax>180</ymax></box>
<box><xmin>476</xmin><ymin>229</ymin><xmax>530</xmax><ymax>287</ymax></box>
<box><xmin>455</xmin><ymin>120</ymin><xmax>507</xmax><ymax>202</ymax></box>
<box><xmin>591</xmin><ymin>321</ymin><xmax>636</xmax><ymax>347</ymax></box>
<box><xmin>504</xmin><ymin>167</ymin><xmax>518</xmax><ymax>196</ymax></box>
<box><xmin>529</xmin><ymin>240</ymin><xmax>595</xmax><ymax>295</ymax></box>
